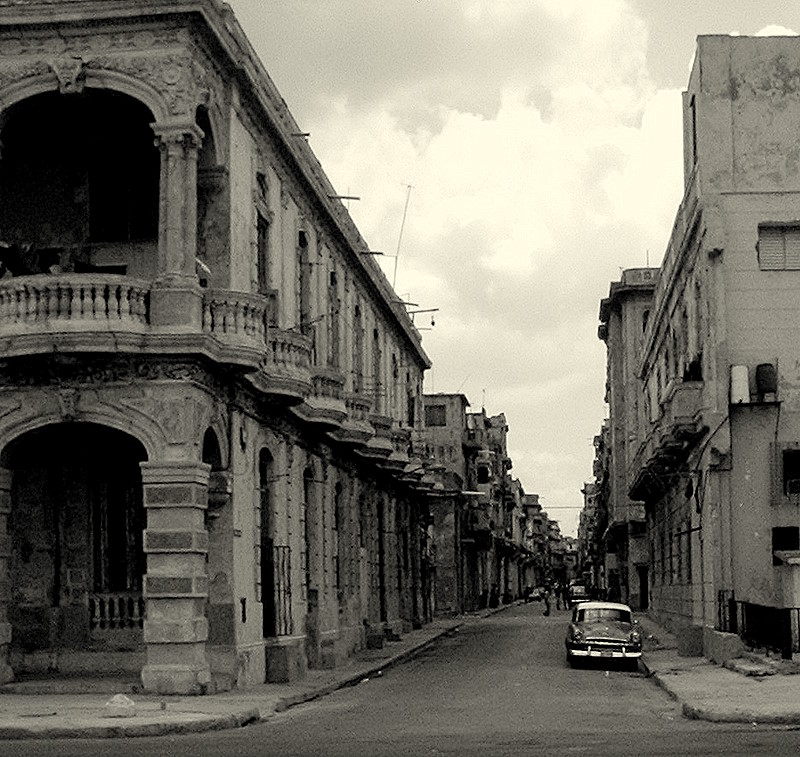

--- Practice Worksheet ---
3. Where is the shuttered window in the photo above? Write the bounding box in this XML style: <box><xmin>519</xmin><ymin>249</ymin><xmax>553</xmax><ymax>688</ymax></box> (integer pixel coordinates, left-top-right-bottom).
<box><xmin>758</xmin><ymin>225</ymin><xmax>800</xmax><ymax>270</ymax></box>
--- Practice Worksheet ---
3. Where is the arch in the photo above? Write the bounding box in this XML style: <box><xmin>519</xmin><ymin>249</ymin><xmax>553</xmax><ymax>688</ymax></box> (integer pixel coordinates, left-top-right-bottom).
<box><xmin>202</xmin><ymin>427</ymin><xmax>223</xmax><ymax>471</ymax></box>
<box><xmin>0</xmin><ymin>405</ymin><xmax>163</xmax><ymax>465</ymax></box>
<box><xmin>0</xmin><ymin>69</ymin><xmax>170</xmax><ymax>123</ymax></box>
<box><xmin>3</xmin><ymin>422</ymin><xmax>148</xmax><ymax>655</ymax></box>
<box><xmin>0</xmin><ymin>89</ymin><xmax>159</xmax><ymax>252</ymax></box>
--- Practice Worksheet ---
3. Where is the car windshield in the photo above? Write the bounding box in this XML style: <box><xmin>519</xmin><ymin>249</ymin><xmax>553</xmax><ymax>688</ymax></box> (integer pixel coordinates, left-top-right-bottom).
<box><xmin>576</xmin><ymin>607</ymin><xmax>631</xmax><ymax>623</ymax></box>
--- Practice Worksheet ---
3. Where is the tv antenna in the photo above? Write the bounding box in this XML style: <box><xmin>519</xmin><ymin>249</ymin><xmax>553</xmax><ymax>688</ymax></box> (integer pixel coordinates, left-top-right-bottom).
<box><xmin>393</xmin><ymin>183</ymin><xmax>413</xmax><ymax>288</ymax></box>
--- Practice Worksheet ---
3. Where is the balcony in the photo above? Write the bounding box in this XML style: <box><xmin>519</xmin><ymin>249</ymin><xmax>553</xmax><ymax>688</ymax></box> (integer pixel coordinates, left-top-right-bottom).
<box><xmin>0</xmin><ymin>273</ymin><xmax>150</xmax><ymax>356</ymax></box>
<box><xmin>292</xmin><ymin>367</ymin><xmax>347</xmax><ymax>428</ymax></box>
<box><xmin>379</xmin><ymin>426</ymin><xmax>411</xmax><ymax>472</ymax></box>
<box><xmin>249</xmin><ymin>328</ymin><xmax>313</xmax><ymax>402</ymax></box>
<box><xmin>201</xmin><ymin>289</ymin><xmax>269</xmax><ymax>362</ymax></box>
<box><xmin>360</xmin><ymin>414</ymin><xmax>395</xmax><ymax>460</ymax></box>
<box><xmin>327</xmin><ymin>392</ymin><xmax>374</xmax><ymax>447</ymax></box>
<box><xmin>463</xmin><ymin>505</ymin><xmax>493</xmax><ymax>550</ymax></box>
<box><xmin>628</xmin><ymin>380</ymin><xmax>707</xmax><ymax>502</ymax></box>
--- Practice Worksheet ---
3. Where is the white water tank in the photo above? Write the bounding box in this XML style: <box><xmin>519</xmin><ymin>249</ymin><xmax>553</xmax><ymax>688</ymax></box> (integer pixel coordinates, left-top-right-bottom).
<box><xmin>730</xmin><ymin>365</ymin><xmax>749</xmax><ymax>404</ymax></box>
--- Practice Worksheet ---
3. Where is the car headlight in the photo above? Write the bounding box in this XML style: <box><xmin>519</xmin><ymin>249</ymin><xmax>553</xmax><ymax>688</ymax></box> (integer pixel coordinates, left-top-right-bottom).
<box><xmin>570</xmin><ymin>628</ymin><xmax>585</xmax><ymax>643</ymax></box>
<box><xmin>629</xmin><ymin>630</ymin><xmax>641</xmax><ymax>645</ymax></box>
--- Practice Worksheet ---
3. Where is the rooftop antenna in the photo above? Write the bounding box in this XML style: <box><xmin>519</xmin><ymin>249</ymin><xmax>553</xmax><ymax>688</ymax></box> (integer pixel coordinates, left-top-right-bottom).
<box><xmin>646</xmin><ymin>248</ymin><xmax>650</xmax><ymax>267</ymax></box>
<box><xmin>393</xmin><ymin>183</ymin><xmax>413</xmax><ymax>288</ymax></box>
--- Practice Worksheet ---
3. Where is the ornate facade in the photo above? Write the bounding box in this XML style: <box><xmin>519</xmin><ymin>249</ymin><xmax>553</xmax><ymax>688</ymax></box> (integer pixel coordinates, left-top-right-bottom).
<box><xmin>0</xmin><ymin>0</ymin><xmax>434</xmax><ymax>694</ymax></box>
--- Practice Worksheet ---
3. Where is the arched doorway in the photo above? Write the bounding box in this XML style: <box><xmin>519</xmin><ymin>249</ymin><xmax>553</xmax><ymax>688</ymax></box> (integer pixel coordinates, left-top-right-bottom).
<box><xmin>2</xmin><ymin>423</ymin><xmax>147</xmax><ymax>671</ymax></box>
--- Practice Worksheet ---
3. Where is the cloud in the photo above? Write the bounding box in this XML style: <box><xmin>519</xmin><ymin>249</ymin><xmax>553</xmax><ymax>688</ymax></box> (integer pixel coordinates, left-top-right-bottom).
<box><xmin>225</xmin><ymin>0</ymin><xmax>685</xmax><ymax>534</ymax></box>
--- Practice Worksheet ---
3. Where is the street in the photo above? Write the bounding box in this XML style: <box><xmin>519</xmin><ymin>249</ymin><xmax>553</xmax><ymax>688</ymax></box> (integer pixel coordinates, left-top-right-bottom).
<box><xmin>6</xmin><ymin>603</ymin><xmax>800</xmax><ymax>757</ymax></box>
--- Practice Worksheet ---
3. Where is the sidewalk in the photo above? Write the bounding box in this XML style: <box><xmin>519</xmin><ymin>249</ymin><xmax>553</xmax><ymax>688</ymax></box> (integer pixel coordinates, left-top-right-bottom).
<box><xmin>637</xmin><ymin>615</ymin><xmax>800</xmax><ymax>724</ymax></box>
<box><xmin>0</xmin><ymin>611</ymin><xmax>482</xmax><ymax>740</ymax></box>
<box><xmin>3</xmin><ymin>606</ymin><xmax>800</xmax><ymax>739</ymax></box>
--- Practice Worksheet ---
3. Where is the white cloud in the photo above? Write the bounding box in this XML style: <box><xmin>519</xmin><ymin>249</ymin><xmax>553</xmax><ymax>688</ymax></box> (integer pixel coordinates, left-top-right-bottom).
<box><xmin>225</xmin><ymin>0</ymin><xmax>688</xmax><ymax>534</ymax></box>
<box><xmin>755</xmin><ymin>25</ymin><xmax>798</xmax><ymax>36</ymax></box>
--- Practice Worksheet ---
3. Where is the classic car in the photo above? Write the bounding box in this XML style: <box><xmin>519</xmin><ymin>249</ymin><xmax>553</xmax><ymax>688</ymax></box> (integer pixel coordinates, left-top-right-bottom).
<box><xmin>565</xmin><ymin>601</ymin><xmax>642</xmax><ymax>670</ymax></box>
<box><xmin>567</xmin><ymin>580</ymin><xmax>589</xmax><ymax>606</ymax></box>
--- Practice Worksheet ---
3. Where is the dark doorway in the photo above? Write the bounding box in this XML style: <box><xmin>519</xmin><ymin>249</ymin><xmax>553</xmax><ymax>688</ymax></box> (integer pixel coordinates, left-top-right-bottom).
<box><xmin>637</xmin><ymin>565</ymin><xmax>649</xmax><ymax>611</ymax></box>
<box><xmin>3</xmin><ymin>423</ymin><xmax>147</xmax><ymax>653</ymax></box>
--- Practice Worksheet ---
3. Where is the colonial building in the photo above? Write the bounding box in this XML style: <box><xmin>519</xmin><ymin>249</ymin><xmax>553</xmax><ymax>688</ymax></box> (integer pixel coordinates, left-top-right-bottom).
<box><xmin>0</xmin><ymin>0</ymin><xmax>434</xmax><ymax>694</ymax></box>
<box><xmin>600</xmin><ymin>34</ymin><xmax>800</xmax><ymax>659</ymax></box>
<box><xmin>598</xmin><ymin>268</ymin><xmax>658</xmax><ymax>610</ymax></box>
<box><xmin>420</xmin><ymin>394</ymin><xmax>540</xmax><ymax>614</ymax></box>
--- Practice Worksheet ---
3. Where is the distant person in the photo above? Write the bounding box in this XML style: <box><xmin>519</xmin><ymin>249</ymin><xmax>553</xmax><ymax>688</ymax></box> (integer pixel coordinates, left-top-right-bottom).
<box><xmin>542</xmin><ymin>584</ymin><xmax>552</xmax><ymax>617</ymax></box>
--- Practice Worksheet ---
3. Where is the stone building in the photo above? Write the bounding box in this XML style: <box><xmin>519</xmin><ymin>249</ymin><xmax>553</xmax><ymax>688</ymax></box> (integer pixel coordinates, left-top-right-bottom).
<box><xmin>0</xmin><ymin>0</ymin><xmax>434</xmax><ymax>694</ymax></box>
<box><xmin>598</xmin><ymin>268</ymin><xmax>658</xmax><ymax>610</ymax></box>
<box><xmin>420</xmin><ymin>394</ymin><xmax>538</xmax><ymax>614</ymax></box>
<box><xmin>604</xmin><ymin>35</ymin><xmax>800</xmax><ymax>658</ymax></box>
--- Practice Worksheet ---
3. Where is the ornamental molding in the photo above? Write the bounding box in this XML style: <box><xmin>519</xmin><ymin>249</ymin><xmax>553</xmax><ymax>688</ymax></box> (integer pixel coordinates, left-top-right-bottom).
<box><xmin>0</xmin><ymin>26</ymin><xmax>221</xmax><ymax>119</ymax></box>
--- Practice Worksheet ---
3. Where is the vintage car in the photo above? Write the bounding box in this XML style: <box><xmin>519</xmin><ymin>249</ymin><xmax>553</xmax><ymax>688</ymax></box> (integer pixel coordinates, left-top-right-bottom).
<box><xmin>567</xmin><ymin>580</ymin><xmax>589</xmax><ymax>606</ymax></box>
<box><xmin>565</xmin><ymin>601</ymin><xmax>642</xmax><ymax>670</ymax></box>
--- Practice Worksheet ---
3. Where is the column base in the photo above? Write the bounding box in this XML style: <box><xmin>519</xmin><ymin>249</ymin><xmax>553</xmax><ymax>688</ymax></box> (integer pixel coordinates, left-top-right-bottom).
<box><xmin>141</xmin><ymin>663</ymin><xmax>211</xmax><ymax>696</ymax></box>
<box><xmin>149</xmin><ymin>279</ymin><xmax>203</xmax><ymax>331</ymax></box>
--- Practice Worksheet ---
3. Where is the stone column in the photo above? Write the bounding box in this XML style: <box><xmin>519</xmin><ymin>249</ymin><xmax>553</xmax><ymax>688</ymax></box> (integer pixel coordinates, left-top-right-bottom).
<box><xmin>0</xmin><ymin>469</ymin><xmax>13</xmax><ymax>684</ymax></box>
<box><xmin>150</xmin><ymin>119</ymin><xmax>205</xmax><ymax>330</ymax></box>
<box><xmin>140</xmin><ymin>461</ymin><xmax>211</xmax><ymax>695</ymax></box>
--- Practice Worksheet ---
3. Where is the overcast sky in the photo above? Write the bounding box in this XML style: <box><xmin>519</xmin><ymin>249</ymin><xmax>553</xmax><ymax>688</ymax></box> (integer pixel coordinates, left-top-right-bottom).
<box><xmin>224</xmin><ymin>1</ymin><xmax>800</xmax><ymax>535</ymax></box>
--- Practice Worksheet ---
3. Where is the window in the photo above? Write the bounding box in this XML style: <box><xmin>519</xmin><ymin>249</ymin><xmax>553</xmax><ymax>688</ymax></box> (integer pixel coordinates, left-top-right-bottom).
<box><xmin>328</xmin><ymin>270</ymin><xmax>340</xmax><ymax>368</ymax></box>
<box><xmin>298</xmin><ymin>231</ymin><xmax>312</xmax><ymax>336</ymax></box>
<box><xmin>257</xmin><ymin>213</ymin><xmax>270</xmax><ymax>293</ymax></box>
<box><xmin>783</xmin><ymin>450</ymin><xmax>800</xmax><ymax>495</ymax></box>
<box><xmin>353</xmin><ymin>305</ymin><xmax>364</xmax><ymax>393</ymax></box>
<box><xmin>425</xmin><ymin>405</ymin><xmax>447</xmax><ymax>427</ymax></box>
<box><xmin>772</xmin><ymin>526</ymin><xmax>800</xmax><ymax>565</ymax></box>
<box><xmin>758</xmin><ymin>225</ymin><xmax>800</xmax><ymax>270</ymax></box>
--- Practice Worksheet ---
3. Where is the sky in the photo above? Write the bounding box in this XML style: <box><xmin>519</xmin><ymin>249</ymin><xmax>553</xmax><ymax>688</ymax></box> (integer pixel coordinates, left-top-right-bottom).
<box><xmin>224</xmin><ymin>1</ymin><xmax>800</xmax><ymax>536</ymax></box>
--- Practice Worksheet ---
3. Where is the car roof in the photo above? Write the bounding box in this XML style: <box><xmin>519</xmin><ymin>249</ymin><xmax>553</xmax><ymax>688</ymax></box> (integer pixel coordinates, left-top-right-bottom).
<box><xmin>573</xmin><ymin>601</ymin><xmax>632</xmax><ymax>612</ymax></box>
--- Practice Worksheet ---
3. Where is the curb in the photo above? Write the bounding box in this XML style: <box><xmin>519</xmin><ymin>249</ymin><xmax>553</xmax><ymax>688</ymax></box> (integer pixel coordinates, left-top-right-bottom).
<box><xmin>681</xmin><ymin>703</ymin><xmax>800</xmax><ymax>726</ymax></box>
<box><xmin>0</xmin><ymin>708</ymin><xmax>261</xmax><ymax>740</ymax></box>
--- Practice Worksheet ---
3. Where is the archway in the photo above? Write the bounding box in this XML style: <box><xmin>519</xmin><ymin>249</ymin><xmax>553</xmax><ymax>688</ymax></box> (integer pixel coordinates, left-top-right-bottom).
<box><xmin>2</xmin><ymin>423</ymin><xmax>147</xmax><ymax>668</ymax></box>
<box><xmin>0</xmin><ymin>89</ymin><xmax>159</xmax><ymax>277</ymax></box>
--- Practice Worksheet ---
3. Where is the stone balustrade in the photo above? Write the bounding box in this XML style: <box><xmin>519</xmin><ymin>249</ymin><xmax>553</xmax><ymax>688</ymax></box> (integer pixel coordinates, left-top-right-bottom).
<box><xmin>201</xmin><ymin>289</ymin><xmax>268</xmax><ymax>351</ymax></box>
<box><xmin>89</xmin><ymin>591</ymin><xmax>145</xmax><ymax>631</ymax></box>
<box><xmin>249</xmin><ymin>328</ymin><xmax>313</xmax><ymax>401</ymax></box>
<box><xmin>0</xmin><ymin>274</ymin><xmax>149</xmax><ymax>330</ymax></box>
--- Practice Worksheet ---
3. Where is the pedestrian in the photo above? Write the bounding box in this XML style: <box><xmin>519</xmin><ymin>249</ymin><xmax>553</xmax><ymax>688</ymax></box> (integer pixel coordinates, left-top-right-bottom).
<box><xmin>554</xmin><ymin>581</ymin><xmax>562</xmax><ymax>611</ymax></box>
<box><xmin>542</xmin><ymin>583</ymin><xmax>551</xmax><ymax>616</ymax></box>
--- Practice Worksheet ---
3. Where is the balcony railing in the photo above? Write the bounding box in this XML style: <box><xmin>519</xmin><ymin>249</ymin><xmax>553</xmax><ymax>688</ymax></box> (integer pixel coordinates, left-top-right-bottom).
<box><xmin>0</xmin><ymin>274</ymin><xmax>150</xmax><ymax>332</ymax></box>
<box><xmin>249</xmin><ymin>328</ymin><xmax>313</xmax><ymax>401</ymax></box>
<box><xmin>292</xmin><ymin>367</ymin><xmax>347</xmax><ymax>427</ymax></box>
<box><xmin>202</xmin><ymin>289</ymin><xmax>268</xmax><ymax>352</ymax></box>
<box><xmin>89</xmin><ymin>591</ymin><xmax>145</xmax><ymax>631</ymax></box>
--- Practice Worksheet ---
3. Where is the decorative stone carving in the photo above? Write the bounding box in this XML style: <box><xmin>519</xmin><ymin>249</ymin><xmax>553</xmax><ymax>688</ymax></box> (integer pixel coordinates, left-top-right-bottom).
<box><xmin>57</xmin><ymin>388</ymin><xmax>79</xmax><ymax>420</ymax></box>
<box><xmin>87</xmin><ymin>53</ymin><xmax>197</xmax><ymax>115</ymax></box>
<box><xmin>119</xmin><ymin>396</ymin><xmax>205</xmax><ymax>446</ymax></box>
<box><xmin>50</xmin><ymin>56</ymin><xmax>85</xmax><ymax>94</ymax></box>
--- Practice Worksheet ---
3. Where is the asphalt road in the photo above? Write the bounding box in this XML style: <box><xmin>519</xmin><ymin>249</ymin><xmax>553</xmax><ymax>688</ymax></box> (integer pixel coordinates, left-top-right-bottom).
<box><xmin>6</xmin><ymin>603</ymin><xmax>800</xmax><ymax>756</ymax></box>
